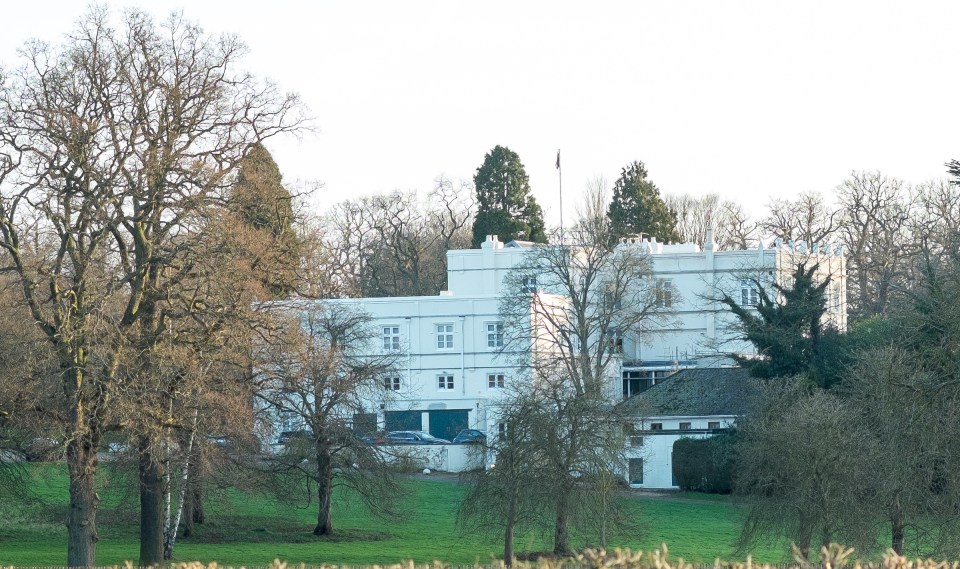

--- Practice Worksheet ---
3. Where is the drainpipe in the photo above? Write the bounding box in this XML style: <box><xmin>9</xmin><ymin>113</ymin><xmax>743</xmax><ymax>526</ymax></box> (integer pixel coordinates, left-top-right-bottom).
<box><xmin>405</xmin><ymin>317</ymin><xmax>412</xmax><ymax>382</ymax></box>
<box><xmin>460</xmin><ymin>316</ymin><xmax>466</xmax><ymax>395</ymax></box>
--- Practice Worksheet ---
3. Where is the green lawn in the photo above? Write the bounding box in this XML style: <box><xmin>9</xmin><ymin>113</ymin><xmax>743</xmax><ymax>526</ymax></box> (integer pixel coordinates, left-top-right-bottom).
<box><xmin>0</xmin><ymin>464</ymin><xmax>789</xmax><ymax>566</ymax></box>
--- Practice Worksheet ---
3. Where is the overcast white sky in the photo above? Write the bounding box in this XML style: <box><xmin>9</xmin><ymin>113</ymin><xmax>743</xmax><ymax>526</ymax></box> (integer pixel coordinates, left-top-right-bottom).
<box><xmin>4</xmin><ymin>1</ymin><xmax>958</xmax><ymax>225</ymax></box>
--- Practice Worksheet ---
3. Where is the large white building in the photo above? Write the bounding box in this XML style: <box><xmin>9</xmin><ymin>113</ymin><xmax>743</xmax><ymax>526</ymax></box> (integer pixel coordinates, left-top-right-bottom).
<box><xmin>619</xmin><ymin>233</ymin><xmax>846</xmax><ymax>397</ymax></box>
<box><xmin>274</xmin><ymin>233</ymin><xmax>846</xmax><ymax>454</ymax></box>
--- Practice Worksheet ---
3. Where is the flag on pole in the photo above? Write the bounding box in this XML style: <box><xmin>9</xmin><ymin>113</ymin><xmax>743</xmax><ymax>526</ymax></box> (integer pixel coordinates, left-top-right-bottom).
<box><xmin>556</xmin><ymin>149</ymin><xmax>561</xmax><ymax>170</ymax></box>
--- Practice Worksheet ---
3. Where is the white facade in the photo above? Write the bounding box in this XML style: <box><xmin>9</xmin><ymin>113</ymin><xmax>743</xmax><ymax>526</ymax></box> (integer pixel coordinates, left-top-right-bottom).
<box><xmin>625</xmin><ymin>415</ymin><xmax>737</xmax><ymax>489</ymax></box>
<box><xmin>619</xmin><ymin>234</ymin><xmax>846</xmax><ymax>386</ymax></box>
<box><xmin>619</xmin><ymin>366</ymin><xmax>755</xmax><ymax>490</ymax></box>
<box><xmin>276</xmin><ymin>234</ymin><xmax>845</xmax><ymax>470</ymax></box>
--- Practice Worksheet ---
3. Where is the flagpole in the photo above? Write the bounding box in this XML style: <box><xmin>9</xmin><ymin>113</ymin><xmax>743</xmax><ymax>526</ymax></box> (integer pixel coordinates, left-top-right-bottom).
<box><xmin>556</xmin><ymin>149</ymin><xmax>564</xmax><ymax>245</ymax></box>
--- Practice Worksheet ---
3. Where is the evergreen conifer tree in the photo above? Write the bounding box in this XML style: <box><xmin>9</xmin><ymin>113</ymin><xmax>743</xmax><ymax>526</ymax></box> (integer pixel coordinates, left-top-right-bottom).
<box><xmin>606</xmin><ymin>161</ymin><xmax>680</xmax><ymax>244</ymax></box>
<box><xmin>721</xmin><ymin>262</ymin><xmax>830</xmax><ymax>380</ymax></box>
<box><xmin>471</xmin><ymin>145</ymin><xmax>546</xmax><ymax>247</ymax></box>
<box><xmin>231</xmin><ymin>143</ymin><xmax>301</xmax><ymax>298</ymax></box>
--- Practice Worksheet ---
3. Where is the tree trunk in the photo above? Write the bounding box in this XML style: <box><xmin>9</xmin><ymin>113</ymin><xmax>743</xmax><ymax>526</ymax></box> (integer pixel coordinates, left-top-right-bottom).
<box><xmin>187</xmin><ymin>443</ymin><xmax>204</xmax><ymax>529</ymax></box>
<box><xmin>504</xmin><ymin>490</ymin><xmax>516</xmax><ymax>567</ymax></box>
<box><xmin>183</xmin><ymin>488</ymin><xmax>194</xmax><ymax>538</ymax></box>
<box><xmin>66</xmin><ymin>437</ymin><xmax>100</xmax><ymax>568</ymax></box>
<box><xmin>165</xmin><ymin>413</ymin><xmax>197</xmax><ymax>560</ymax></box>
<box><xmin>191</xmin><ymin>483</ymin><xmax>205</xmax><ymax>524</ymax></box>
<box><xmin>190</xmin><ymin>469</ymin><xmax>207</xmax><ymax>524</ymax></box>
<box><xmin>891</xmin><ymin>503</ymin><xmax>905</xmax><ymax>555</ymax></box>
<box><xmin>313</xmin><ymin>446</ymin><xmax>334</xmax><ymax>536</ymax></box>
<box><xmin>553</xmin><ymin>491</ymin><xmax>571</xmax><ymax>556</ymax></box>
<box><xmin>139</xmin><ymin>437</ymin><xmax>165</xmax><ymax>566</ymax></box>
<box><xmin>797</xmin><ymin>529</ymin><xmax>812</xmax><ymax>561</ymax></box>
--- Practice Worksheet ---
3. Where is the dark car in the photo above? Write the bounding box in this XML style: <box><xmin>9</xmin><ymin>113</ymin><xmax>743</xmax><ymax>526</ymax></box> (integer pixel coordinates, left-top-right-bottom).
<box><xmin>386</xmin><ymin>431</ymin><xmax>451</xmax><ymax>445</ymax></box>
<box><xmin>361</xmin><ymin>432</ymin><xmax>387</xmax><ymax>445</ymax></box>
<box><xmin>277</xmin><ymin>430</ymin><xmax>314</xmax><ymax>445</ymax></box>
<box><xmin>452</xmin><ymin>429</ymin><xmax>487</xmax><ymax>444</ymax></box>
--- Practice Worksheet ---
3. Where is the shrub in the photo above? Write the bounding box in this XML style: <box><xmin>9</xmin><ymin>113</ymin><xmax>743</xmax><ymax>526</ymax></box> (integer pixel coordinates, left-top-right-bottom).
<box><xmin>671</xmin><ymin>433</ymin><xmax>734</xmax><ymax>493</ymax></box>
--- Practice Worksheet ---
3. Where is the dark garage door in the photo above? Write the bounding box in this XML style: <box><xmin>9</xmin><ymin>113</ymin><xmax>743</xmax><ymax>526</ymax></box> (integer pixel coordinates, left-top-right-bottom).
<box><xmin>428</xmin><ymin>410</ymin><xmax>469</xmax><ymax>441</ymax></box>
<box><xmin>352</xmin><ymin>413</ymin><xmax>377</xmax><ymax>435</ymax></box>
<box><xmin>385</xmin><ymin>410</ymin><xmax>422</xmax><ymax>432</ymax></box>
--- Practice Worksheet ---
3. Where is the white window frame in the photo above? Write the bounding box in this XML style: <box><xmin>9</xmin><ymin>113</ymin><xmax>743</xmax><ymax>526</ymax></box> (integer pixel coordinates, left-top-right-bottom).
<box><xmin>739</xmin><ymin>279</ymin><xmax>759</xmax><ymax>307</ymax></box>
<box><xmin>382</xmin><ymin>326</ymin><xmax>401</xmax><ymax>351</ymax></box>
<box><xmin>521</xmin><ymin>275</ymin><xmax>538</xmax><ymax>293</ymax></box>
<box><xmin>655</xmin><ymin>279</ymin><xmax>673</xmax><ymax>308</ymax></box>
<box><xmin>487</xmin><ymin>373</ymin><xmax>506</xmax><ymax>389</ymax></box>
<box><xmin>436</xmin><ymin>323</ymin><xmax>454</xmax><ymax>350</ymax></box>
<box><xmin>486</xmin><ymin>322</ymin><xmax>504</xmax><ymax>349</ymax></box>
<box><xmin>606</xmin><ymin>327</ymin><xmax>624</xmax><ymax>354</ymax></box>
<box><xmin>383</xmin><ymin>375</ymin><xmax>401</xmax><ymax>391</ymax></box>
<box><xmin>438</xmin><ymin>374</ymin><xmax>455</xmax><ymax>391</ymax></box>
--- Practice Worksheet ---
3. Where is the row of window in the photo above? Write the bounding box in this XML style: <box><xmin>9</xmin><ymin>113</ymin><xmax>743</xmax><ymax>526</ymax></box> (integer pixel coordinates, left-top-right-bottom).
<box><xmin>382</xmin><ymin>373</ymin><xmax>507</xmax><ymax>391</ymax></box>
<box><xmin>625</xmin><ymin>422</ymin><xmax>724</xmax><ymax>450</ymax></box>
<box><xmin>382</xmin><ymin>323</ymin><xmax>504</xmax><ymax>351</ymax></box>
<box><xmin>740</xmin><ymin>279</ymin><xmax>844</xmax><ymax>312</ymax></box>
<box><xmin>647</xmin><ymin>421</ymin><xmax>722</xmax><ymax>431</ymax></box>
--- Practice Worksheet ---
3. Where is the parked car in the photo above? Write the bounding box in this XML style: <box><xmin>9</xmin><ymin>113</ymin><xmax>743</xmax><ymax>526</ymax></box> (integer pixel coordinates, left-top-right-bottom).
<box><xmin>452</xmin><ymin>429</ymin><xmax>487</xmax><ymax>444</ymax></box>
<box><xmin>386</xmin><ymin>431</ymin><xmax>451</xmax><ymax>445</ymax></box>
<box><xmin>277</xmin><ymin>430</ymin><xmax>314</xmax><ymax>445</ymax></box>
<box><xmin>361</xmin><ymin>432</ymin><xmax>387</xmax><ymax>445</ymax></box>
<box><xmin>25</xmin><ymin>437</ymin><xmax>61</xmax><ymax>461</ymax></box>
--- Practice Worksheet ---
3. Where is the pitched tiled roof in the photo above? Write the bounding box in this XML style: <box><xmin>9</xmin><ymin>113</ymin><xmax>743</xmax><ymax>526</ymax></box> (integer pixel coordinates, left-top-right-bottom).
<box><xmin>620</xmin><ymin>367</ymin><xmax>756</xmax><ymax>417</ymax></box>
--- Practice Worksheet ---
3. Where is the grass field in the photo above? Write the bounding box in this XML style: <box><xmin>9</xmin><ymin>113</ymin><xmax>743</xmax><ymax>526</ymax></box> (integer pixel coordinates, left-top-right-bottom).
<box><xmin>0</xmin><ymin>464</ymin><xmax>789</xmax><ymax>566</ymax></box>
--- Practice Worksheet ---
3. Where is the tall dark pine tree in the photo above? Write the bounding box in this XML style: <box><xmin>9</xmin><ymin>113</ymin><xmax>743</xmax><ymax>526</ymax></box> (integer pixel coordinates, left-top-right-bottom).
<box><xmin>947</xmin><ymin>159</ymin><xmax>960</xmax><ymax>185</ymax></box>
<box><xmin>230</xmin><ymin>143</ymin><xmax>301</xmax><ymax>298</ymax></box>
<box><xmin>471</xmin><ymin>145</ymin><xmax>547</xmax><ymax>247</ymax></box>
<box><xmin>721</xmin><ymin>262</ymin><xmax>830</xmax><ymax>380</ymax></box>
<box><xmin>606</xmin><ymin>161</ymin><xmax>680</xmax><ymax>244</ymax></box>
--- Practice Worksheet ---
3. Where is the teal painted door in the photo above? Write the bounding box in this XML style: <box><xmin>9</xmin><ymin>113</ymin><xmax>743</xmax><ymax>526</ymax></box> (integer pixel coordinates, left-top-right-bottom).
<box><xmin>385</xmin><ymin>410</ymin><xmax>422</xmax><ymax>432</ymax></box>
<box><xmin>628</xmin><ymin>458</ymin><xmax>644</xmax><ymax>484</ymax></box>
<box><xmin>428</xmin><ymin>410</ymin><xmax>469</xmax><ymax>440</ymax></box>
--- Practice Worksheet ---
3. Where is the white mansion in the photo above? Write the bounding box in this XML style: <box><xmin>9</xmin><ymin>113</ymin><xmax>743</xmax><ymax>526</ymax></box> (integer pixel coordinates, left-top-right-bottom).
<box><xmin>272</xmin><ymin>233</ymin><xmax>846</xmax><ymax>454</ymax></box>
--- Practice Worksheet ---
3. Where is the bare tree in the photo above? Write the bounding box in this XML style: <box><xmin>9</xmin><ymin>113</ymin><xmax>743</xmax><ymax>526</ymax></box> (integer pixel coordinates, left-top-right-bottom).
<box><xmin>492</xmin><ymin>218</ymin><xmax>670</xmax><ymax>555</ymax></box>
<box><xmin>910</xmin><ymin>179</ymin><xmax>960</xmax><ymax>264</ymax></box>
<box><xmin>665</xmin><ymin>193</ymin><xmax>758</xmax><ymax>249</ymax></box>
<box><xmin>761</xmin><ymin>191</ymin><xmax>839</xmax><ymax>247</ymax></box>
<box><xmin>0</xmin><ymin>8</ymin><xmax>304</xmax><ymax>565</ymax></box>
<box><xmin>322</xmin><ymin>177</ymin><xmax>473</xmax><ymax>298</ymax></box>
<box><xmin>714</xmin><ymin>200</ymin><xmax>759</xmax><ymax>250</ymax></box>
<box><xmin>840</xmin><ymin>348</ymin><xmax>960</xmax><ymax>555</ymax></box>
<box><xmin>573</xmin><ymin>176</ymin><xmax>611</xmax><ymax>243</ymax></box>
<box><xmin>665</xmin><ymin>193</ymin><xmax>718</xmax><ymax>247</ymax></box>
<box><xmin>254</xmin><ymin>302</ymin><xmax>405</xmax><ymax>536</ymax></box>
<box><xmin>368</xmin><ymin>178</ymin><xmax>473</xmax><ymax>296</ymax></box>
<box><xmin>734</xmin><ymin>378</ymin><xmax>874</xmax><ymax>559</ymax></box>
<box><xmin>457</xmin><ymin>391</ymin><xmax>548</xmax><ymax>565</ymax></box>
<box><xmin>0</xmin><ymin>278</ymin><xmax>57</xmax><ymax>498</ymax></box>
<box><xmin>835</xmin><ymin>172</ymin><xmax>914</xmax><ymax>319</ymax></box>
<box><xmin>362</xmin><ymin>181</ymin><xmax>473</xmax><ymax>296</ymax></box>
